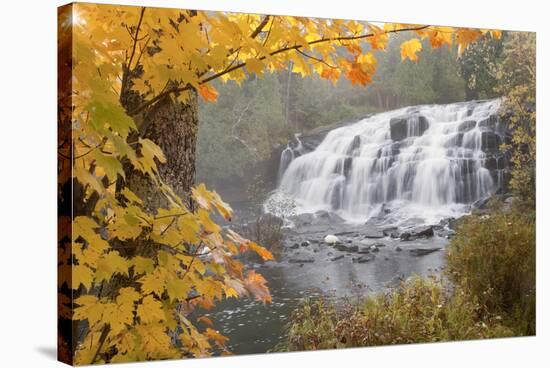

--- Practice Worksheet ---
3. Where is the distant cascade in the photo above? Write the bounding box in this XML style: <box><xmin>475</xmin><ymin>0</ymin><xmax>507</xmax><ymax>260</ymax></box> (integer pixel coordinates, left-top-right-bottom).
<box><xmin>271</xmin><ymin>99</ymin><xmax>508</xmax><ymax>223</ymax></box>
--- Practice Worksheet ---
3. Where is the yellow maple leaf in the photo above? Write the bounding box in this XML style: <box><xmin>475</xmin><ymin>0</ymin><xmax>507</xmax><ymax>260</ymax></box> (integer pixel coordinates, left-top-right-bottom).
<box><xmin>246</xmin><ymin>58</ymin><xmax>265</xmax><ymax>75</ymax></box>
<box><xmin>198</xmin><ymin>84</ymin><xmax>218</xmax><ymax>102</ymax></box>
<box><xmin>137</xmin><ymin>295</ymin><xmax>165</xmax><ymax>324</ymax></box>
<box><xmin>400</xmin><ymin>38</ymin><xmax>423</xmax><ymax>61</ymax></box>
<box><xmin>320</xmin><ymin>67</ymin><xmax>340</xmax><ymax>85</ymax></box>
<box><xmin>96</xmin><ymin>251</ymin><xmax>129</xmax><ymax>281</ymax></box>
<box><xmin>204</xmin><ymin>328</ymin><xmax>229</xmax><ymax>347</ymax></box>
<box><xmin>139</xmin><ymin>268</ymin><xmax>167</xmax><ymax>297</ymax></box>
<box><xmin>244</xmin><ymin>270</ymin><xmax>272</xmax><ymax>303</ymax></box>
<box><xmin>73</xmin><ymin>264</ymin><xmax>94</xmax><ymax>290</ymax></box>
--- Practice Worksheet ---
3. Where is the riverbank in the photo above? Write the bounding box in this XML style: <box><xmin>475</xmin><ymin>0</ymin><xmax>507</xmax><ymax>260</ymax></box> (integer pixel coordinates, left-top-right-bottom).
<box><xmin>276</xmin><ymin>197</ymin><xmax>535</xmax><ymax>352</ymax></box>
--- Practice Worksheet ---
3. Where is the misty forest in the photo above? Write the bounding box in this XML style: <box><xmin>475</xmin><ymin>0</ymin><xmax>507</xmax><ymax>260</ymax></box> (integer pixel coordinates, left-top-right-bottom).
<box><xmin>58</xmin><ymin>4</ymin><xmax>535</xmax><ymax>364</ymax></box>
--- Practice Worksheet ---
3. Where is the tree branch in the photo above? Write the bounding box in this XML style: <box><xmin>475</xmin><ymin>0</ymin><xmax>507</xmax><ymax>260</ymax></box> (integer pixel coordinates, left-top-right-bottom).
<box><xmin>250</xmin><ymin>15</ymin><xmax>271</xmax><ymax>39</ymax></box>
<box><xmin>296</xmin><ymin>48</ymin><xmax>337</xmax><ymax>68</ymax></box>
<box><xmin>129</xmin><ymin>25</ymin><xmax>431</xmax><ymax>115</ymax></box>
<box><xmin>127</xmin><ymin>7</ymin><xmax>147</xmax><ymax>71</ymax></box>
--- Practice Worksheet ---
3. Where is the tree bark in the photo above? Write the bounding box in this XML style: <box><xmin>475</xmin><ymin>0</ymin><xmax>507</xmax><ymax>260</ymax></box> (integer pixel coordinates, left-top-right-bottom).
<box><xmin>121</xmin><ymin>77</ymin><xmax>199</xmax><ymax>211</ymax></box>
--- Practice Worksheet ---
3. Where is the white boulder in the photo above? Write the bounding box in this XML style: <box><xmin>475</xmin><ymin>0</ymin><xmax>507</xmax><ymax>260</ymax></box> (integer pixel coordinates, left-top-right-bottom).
<box><xmin>324</xmin><ymin>234</ymin><xmax>340</xmax><ymax>245</ymax></box>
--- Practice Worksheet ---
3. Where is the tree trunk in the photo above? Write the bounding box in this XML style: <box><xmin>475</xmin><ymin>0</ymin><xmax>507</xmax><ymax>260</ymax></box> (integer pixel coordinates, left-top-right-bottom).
<box><xmin>121</xmin><ymin>80</ymin><xmax>199</xmax><ymax>211</ymax></box>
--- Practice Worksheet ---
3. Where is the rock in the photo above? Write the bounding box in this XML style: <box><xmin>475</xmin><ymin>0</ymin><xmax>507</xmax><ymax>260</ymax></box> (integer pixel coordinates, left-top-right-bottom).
<box><xmin>481</xmin><ymin>131</ymin><xmax>501</xmax><ymax>152</ymax></box>
<box><xmin>314</xmin><ymin>211</ymin><xmax>345</xmax><ymax>224</ymax></box>
<box><xmin>458</xmin><ymin>120</ymin><xmax>477</xmax><ymax>132</ymax></box>
<box><xmin>289</xmin><ymin>258</ymin><xmax>315</xmax><ymax>263</ymax></box>
<box><xmin>334</xmin><ymin>231</ymin><xmax>355</xmax><ymax>236</ymax></box>
<box><xmin>357</xmin><ymin>248</ymin><xmax>371</xmax><ymax>254</ymax></box>
<box><xmin>346</xmin><ymin>135</ymin><xmax>362</xmax><ymax>155</ymax></box>
<box><xmin>330</xmin><ymin>255</ymin><xmax>345</xmax><ymax>261</ymax></box>
<box><xmin>324</xmin><ymin>234</ymin><xmax>340</xmax><ymax>245</ymax></box>
<box><xmin>335</xmin><ymin>244</ymin><xmax>359</xmax><ymax>253</ymax></box>
<box><xmin>414</xmin><ymin>226</ymin><xmax>434</xmax><ymax>238</ymax></box>
<box><xmin>370</xmin><ymin>246</ymin><xmax>380</xmax><ymax>253</ymax></box>
<box><xmin>472</xmin><ymin>196</ymin><xmax>491</xmax><ymax>209</ymax></box>
<box><xmin>395</xmin><ymin>246</ymin><xmax>403</xmax><ymax>252</ymax></box>
<box><xmin>290</xmin><ymin>243</ymin><xmax>300</xmax><ymax>249</ymax></box>
<box><xmin>390</xmin><ymin>115</ymin><xmax>429</xmax><ymax>141</ymax></box>
<box><xmin>292</xmin><ymin>213</ymin><xmax>315</xmax><ymax>227</ymax></box>
<box><xmin>382</xmin><ymin>226</ymin><xmax>398</xmax><ymax>236</ymax></box>
<box><xmin>301</xmin><ymin>241</ymin><xmax>311</xmax><ymax>247</ymax></box>
<box><xmin>400</xmin><ymin>226</ymin><xmax>434</xmax><ymax>241</ymax></box>
<box><xmin>346</xmin><ymin>239</ymin><xmax>353</xmax><ymax>244</ymax></box>
<box><xmin>409</xmin><ymin>248</ymin><xmax>441</xmax><ymax>257</ymax></box>
<box><xmin>364</xmin><ymin>231</ymin><xmax>385</xmax><ymax>239</ymax></box>
<box><xmin>353</xmin><ymin>255</ymin><xmax>375</xmax><ymax>263</ymax></box>
<box><xmin>478</xmin><ymin>114</ymin><xmax>499</xmax><ymax>130</ymax></box>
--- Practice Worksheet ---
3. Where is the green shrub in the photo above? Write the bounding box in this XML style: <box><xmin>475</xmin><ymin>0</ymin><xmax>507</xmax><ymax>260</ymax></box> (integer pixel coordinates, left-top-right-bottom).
<box><xmin>279</xmin><ymin>276</ymin><xmax>513</xmax><ymax>352</ymax></box>
<box><xmin>446</xmin><ymin>207</ymin><xmax>535</xmax><ymax>335</ymax></box>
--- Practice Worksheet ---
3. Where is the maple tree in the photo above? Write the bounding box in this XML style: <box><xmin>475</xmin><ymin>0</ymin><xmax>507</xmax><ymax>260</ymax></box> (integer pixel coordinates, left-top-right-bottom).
<box><xmin>57</xmin><ymin>3</ymin><xmax>501</xmax><ymax>364</ymax></box>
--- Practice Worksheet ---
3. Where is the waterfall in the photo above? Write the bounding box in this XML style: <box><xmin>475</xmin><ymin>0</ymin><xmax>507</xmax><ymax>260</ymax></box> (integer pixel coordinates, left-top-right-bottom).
<box><xmin>271</xmin><ymin>99</ymin><xmax>507</xmax><ymax>224</ymax></box>
<box><xmin>277</xmin><ymin>134</ymin><xmax>304</xmax><ymax>184</ymax></box>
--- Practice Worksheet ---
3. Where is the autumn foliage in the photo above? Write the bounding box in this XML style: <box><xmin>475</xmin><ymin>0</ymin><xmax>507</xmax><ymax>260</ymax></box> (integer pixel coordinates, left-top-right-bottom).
<box><xmin>58</xmin><ymin>3</ymin><xmax>501</xmax><ymax>364</ymax></box>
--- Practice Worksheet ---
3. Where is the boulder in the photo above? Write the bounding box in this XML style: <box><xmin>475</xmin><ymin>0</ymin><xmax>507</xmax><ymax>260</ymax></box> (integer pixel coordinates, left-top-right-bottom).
<box><xmin>301</xmin><ymin>241</ymin><xmax>311</xmax><ymax>247</ymax></box>
<box><xmin>481</xmin><ymin>131</ymin><xmax>501</xmax><ymax>152</ymax></box>
<box><xmin>324</xmin><ymin>234</ymin><xmax>340</xmax><ymax>244</ymax></box>
<box><xmin>330</xmin><ymin>255</ymin><xmax>345</xmax><ymax>261</ymax></box>
<box><xmin>346</xmin><ymin>135</ymin><xmax>362</xmax><ymax>155</ymax></box>
<box><xmin>335</xmin><ymin>244</ymin><xmax>359</xmax><ymax>253</ymax></box>
<box><xmin>364</xmin><ymin>231</ymin><xmax>385</xmax><ymax>239</ymax></box>
<box><xmin>289</xmin><ymin>258</ymin><xmax>315</xmax><ymax>263</ymax></box>
<box><xmin>409</xmin><ymin>248</ymin><xmax>441</xmax><ymax>256</ymax></box>
<box><xmin>292</xmin><ymin>213</ymin><xmax>314</xmax><ymax>227</ymax></box>
<box><xmin>334</xmin><ymin>231</ymin><xmax>355</xmax><ymax>236</ymax></box>
<box><xmin>390</xmin><ymin>115</ymin><xmax>429</xmax><ymax>141</ymax></box>
<box><xmin>413</xmin><ymin>226</ymin><xmax>435</xmax><ymax>238</ymax></box>
<box><xmin>400</xmin><ymin>232</ymin><xmax>412</xmax><ymax>241</ymax></box>
<box><xmin>352</xmin><ymin>255</ymin><xmax>375</xmax><ymax>263</ymax></box>
<box><xmin>478</xmin><ymin>114</ymin><xmax>499</xmax><ymax>130</ymax></box>
<box><xmin>383</xmin><ymin>227</ymin><xmax>400</xmax><ymax>238</ymax></box>
<box><xmin>458</xmin><ymin>120</ymin><xmax>477</xmax><ymax>132</ymax></box>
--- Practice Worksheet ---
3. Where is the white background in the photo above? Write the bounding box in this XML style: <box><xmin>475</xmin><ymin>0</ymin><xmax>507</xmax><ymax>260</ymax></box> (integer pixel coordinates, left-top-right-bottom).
<box><xmin>0</xmin><ymin>0</ymin><xmax>546</xmax><ymax>366</ymax></box>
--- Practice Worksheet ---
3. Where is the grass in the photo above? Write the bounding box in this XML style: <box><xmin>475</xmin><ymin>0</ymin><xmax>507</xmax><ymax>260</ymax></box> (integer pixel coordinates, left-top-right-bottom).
<box><xmin>446</xmin><ymin>200</ymin><xmax>536</xmax><ymax>335</ymax></box>
<box><xmin>278</xmin><ymin>276</ymin><xmax>514</xmax><ymax>352</ymax></box>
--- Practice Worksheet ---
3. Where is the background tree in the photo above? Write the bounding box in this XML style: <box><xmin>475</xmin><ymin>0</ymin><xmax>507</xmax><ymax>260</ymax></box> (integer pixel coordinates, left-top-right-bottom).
<box><xmin>495</xmin><ymin>32</ymin><xmax>536</xmax><ymax>204</ymax></box>
<box><xmin>458</xmin><ymin>34</ymin><xmax>505</xmax><ymax>100</ymax></box>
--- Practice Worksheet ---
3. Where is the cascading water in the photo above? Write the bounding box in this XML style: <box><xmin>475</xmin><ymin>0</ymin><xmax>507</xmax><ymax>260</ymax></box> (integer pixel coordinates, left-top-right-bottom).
<box><xmin>271</xmin><ymin>99</ymin><xmax>508</xmax><ymax>225</ymax></box>
<box><xmin>277</xmin><ymin>134</ymin><xmax>305</xmax><ymax>184</ymax></box>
